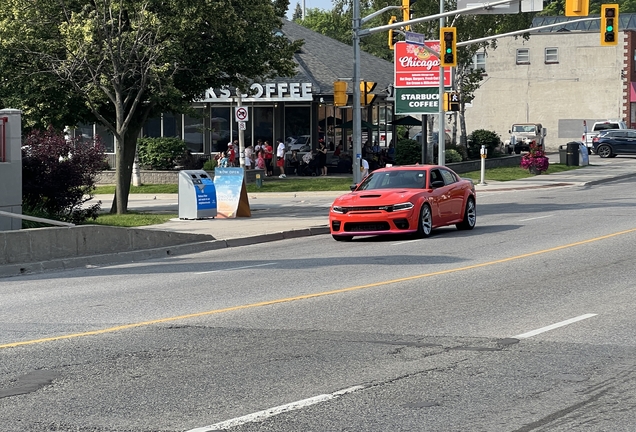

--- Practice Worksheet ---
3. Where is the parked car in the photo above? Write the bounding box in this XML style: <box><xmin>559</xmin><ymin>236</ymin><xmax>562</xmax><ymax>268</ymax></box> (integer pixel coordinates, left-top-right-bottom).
<box><xmin>285</xmin><ymin>136</ymin><xmax>298</xmax><ymax>147</ymax></box>
<box><xmin>592</xmin><ymin>129</ymin><xmax>636</xmax><ymax>158</ymax></box>
<box><xmin>288</xmin><ymin>135</ymin><xmax>311</xmax><ymax>152</ymax></box>
<box><xmin>329</xmin><ymin>165</ymin><xmax>476</xmax><ymax>241</ymax></box>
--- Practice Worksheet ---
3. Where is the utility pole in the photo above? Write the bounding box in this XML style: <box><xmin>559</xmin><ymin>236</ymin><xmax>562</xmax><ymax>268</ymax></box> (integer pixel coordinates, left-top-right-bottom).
<box><xmin>237</xmin><ymin>94</ymin><xmax>245</xmax><ymax>168</ymax></box>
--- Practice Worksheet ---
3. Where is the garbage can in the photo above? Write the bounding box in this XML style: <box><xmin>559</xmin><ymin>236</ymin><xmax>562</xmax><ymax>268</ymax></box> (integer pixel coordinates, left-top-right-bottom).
<box><xmin>578</xmin><ymin>142</ymin><xmax>589</xmax><ymax>166</ymax></box>
<box><xmin>566</xmin><ymin>141</ymin><xmax>579</xmax><ymax>166</ymax></box>
<box><xmin>559</xmin><ymin>145</ymin><xmax>567</xmax><ymax>165</ymax></box>
<box><xmin>178</xmin><ymin>170</ymin><xmax>217</xmax><ymax>219</ymax></box>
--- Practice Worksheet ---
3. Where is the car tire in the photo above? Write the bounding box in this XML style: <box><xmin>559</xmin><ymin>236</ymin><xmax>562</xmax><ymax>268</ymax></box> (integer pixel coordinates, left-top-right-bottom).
<box><xmin>415</xmin><ymin>203</ymin><xmax>433</xmax><ymax>238</ymax></box>
<box><xmin>456</xmin><ymin>197</ymin><xmax>476</xmax><ymax>231</ymax></box>
<box><xmin>514</xmin><ymin>148</ymin><xmax>521</xmax><ymax>155</ymax></box>
<box><xmin>597</xmin><ymin>145</ymin><xmax>612</xmax><ymax>158</ymax></box>
<box><xmin>332</xmin><ymin>235</ymin><xmax>352</xmax><ymax>242</ymax></box>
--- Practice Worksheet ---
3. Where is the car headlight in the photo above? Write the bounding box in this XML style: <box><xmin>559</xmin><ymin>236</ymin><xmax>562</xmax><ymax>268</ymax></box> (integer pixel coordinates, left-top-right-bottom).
<box><xmin>391</xmin><ymin>202</ymin><xmax>414</xmax><ymax>211</ymax></box>
<box><xmin>331</xmin><ymin>206</ymin><xmax>345</xmax><ymax>214</ymax></box>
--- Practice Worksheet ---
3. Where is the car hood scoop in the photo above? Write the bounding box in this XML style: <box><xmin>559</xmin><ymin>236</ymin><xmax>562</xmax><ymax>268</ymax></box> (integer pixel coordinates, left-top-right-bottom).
<box><xmin>334</xmin><ymin>190</ymin><xmax>412</xmax><ymax>207</ymax></box>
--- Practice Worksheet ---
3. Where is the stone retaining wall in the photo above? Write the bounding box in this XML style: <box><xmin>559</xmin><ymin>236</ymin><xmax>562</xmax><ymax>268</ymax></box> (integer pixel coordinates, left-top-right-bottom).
<box><xmin>0</xmin><ymin>225</ymin><xmax>214</xmax><ymax>266</ymax></box>
<box><xmin>97</xmin><ymin>157</ymin><xmax>522</xmax><ymax>185</ymax></box>
<box><xmin>97</xmin><ymin>169</ymin><xmax>266</xmax><ymax>185</ymax></box>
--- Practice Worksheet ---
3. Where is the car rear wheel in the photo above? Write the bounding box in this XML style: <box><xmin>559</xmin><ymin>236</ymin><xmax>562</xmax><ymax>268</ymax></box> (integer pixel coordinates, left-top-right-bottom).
<box><xmin>416</xmin><ymin>203</ymin><xmax>433</xmax><ymax>238</ymax></box>
<box><xmin>456</xmin><ymin>197</ymin><xmax>476</xmax><ymax>230</ymax></box>
<box><xmin>332</xmin><ymin>235</ymin><xmax>352</xmax><ymax>242</ymax></box>
<box><xmin>597</xmin><ymin>145</ymin><xmax>613</xmax><ymax>158</ymax></box>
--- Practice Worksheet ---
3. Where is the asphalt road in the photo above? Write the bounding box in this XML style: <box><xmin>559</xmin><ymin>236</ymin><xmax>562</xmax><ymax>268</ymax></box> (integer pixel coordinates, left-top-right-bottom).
<box><xmin>2</xmin><ymin>177</ymin><xmax>636</xmax><ymax>431</ymax></box>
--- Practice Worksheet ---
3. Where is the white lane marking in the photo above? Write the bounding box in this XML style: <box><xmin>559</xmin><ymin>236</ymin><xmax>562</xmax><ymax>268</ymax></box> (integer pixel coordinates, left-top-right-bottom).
<box><xmin>512</xmin><ymin>314</ymin><xmax>597</xmax><ymax>339</ymax></box>
<box><xmin>186</xmin><ymin>385</ymin><xmax>365</xmax><ymax>432</ymax></box>
<box><xmin>391</xmin><ymin>239</ymin><xmax>420</xmax><ymax>246</ymax></box>
<box><xmin>195</xmin><ymin>262</ymin><xmax>276</xmax><ymax>275</ymax></box>
<box><xmin>519</xmin><ymin>214</ymin><xmax>555</xmax><ymax>222</ymax></box>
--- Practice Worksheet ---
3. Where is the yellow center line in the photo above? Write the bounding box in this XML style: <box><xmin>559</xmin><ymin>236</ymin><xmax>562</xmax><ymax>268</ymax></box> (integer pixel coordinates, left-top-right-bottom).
<box><xmin>3</xmin><ymin>227</ymin><xmax>636</xmax><ymax>350</ymax></box>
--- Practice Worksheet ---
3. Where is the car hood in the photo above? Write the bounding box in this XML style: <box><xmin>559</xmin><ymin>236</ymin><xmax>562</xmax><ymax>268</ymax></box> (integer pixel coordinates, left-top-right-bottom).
<box><xmin>333</xmin><ymin>189</ymin><xmax>420</xmax><ymax>206</ymax></box>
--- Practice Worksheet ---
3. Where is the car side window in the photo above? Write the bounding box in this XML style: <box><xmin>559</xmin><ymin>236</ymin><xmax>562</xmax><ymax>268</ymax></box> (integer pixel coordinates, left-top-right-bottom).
<box><xmin>613</xmin><ymin>131</ymin><xmax>627</xmax><ymax>138</ymax></box>
<box><xmin>440</xmin><ymin>169</ymin><xmax>457</xmax><ymax>185</ymax></box>
<box><xmin>429</xmin><ymin>169</ymin><xmax>442</xmax><ymax>187</ymax></box>
<box><xmin>627</xmin><ymin>131</ymin><xmax>636</xmax><ymax>139</ymax></box>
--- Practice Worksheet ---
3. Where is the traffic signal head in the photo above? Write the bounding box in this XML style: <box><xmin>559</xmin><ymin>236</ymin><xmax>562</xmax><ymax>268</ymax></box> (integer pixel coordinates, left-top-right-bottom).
<box><xmin>601</xmin><ymin>4</ymin><xmax>619</xmax><ymax>46</ymax></box>
<box><xmin>444</xmin><ymin>92</ymin><xmax>460</xmax><ymax>111</ymax></box>
<box><xmin>360</xmin><ymin>81</ymin><xmax>377</xmax><ymax>106</ymax></box>
<box><xmin>388</xmin><ymin>16</ymin><xmax>398</xmax><ymax>50</ymax></box>
<box><xmin>402</xmin><ymin>0</ymin><xmax>415</xmax><ymax>31</ymax></box>
<box><xmin>565</xmin><ymin>0</ymin><xmax>589</xmax><ymax>16</ymax></box>
<box><xmin>334</xmin><ymin>81</ymin><xmax>348</xmax><ymax>107</ymax></box>
<box><xmin>440</xmin><ymin>27</ymin><xmax>457</xmax><ymax>67</ymax></box>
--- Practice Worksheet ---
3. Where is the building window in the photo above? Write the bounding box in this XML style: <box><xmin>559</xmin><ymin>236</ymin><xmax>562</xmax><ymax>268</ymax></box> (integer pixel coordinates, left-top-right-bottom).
<box><xmin>473</xmin><ymin>52</ymin><xmax>486</xmax><ymax>71</ymax></box>
<box><xmin>162</xmin><ymin>113</ymin><xmax>182</xmax><ymax>139</ymax></box>
<box><xmin>95</xmin><ymin>123</ymin><xmax>115</xmax><ymax>153</ymax></box>
<box><xmin>516</xmin><ymin>48</ymin><xmax>529</xmax><ymax>64</ymax></box>
<box><xmin>183</xmin><ymin>108</ymin><xmax>205</xmax><ymax>153</ymax></box>
<box><xmin>545</xmin><ymin>47</ymin><xmax>558</xmax><ymax>64</ymax></box>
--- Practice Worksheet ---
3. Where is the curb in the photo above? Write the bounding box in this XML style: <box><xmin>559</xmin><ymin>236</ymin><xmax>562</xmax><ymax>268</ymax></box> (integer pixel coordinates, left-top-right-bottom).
<box><xmin>0</xmin><ymin>226</ymin><xmax>331</xmax><ymax>279</ymax></box>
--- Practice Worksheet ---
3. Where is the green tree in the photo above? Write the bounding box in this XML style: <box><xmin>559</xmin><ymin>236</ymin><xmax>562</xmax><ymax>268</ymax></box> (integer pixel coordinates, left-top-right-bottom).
<box><xmin>0</xmin><ymin>0</ymin><xmax>301</xmax><ymax>214</ymax></box>
<box><xmin>292</xmin><ymin>2</ymin><xmax>303</xmax><ymax>20</ymax></box>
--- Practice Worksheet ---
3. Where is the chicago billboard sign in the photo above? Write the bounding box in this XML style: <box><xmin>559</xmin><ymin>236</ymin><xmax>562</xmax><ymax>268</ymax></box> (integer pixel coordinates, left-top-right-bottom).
<box><xmin>394</xmin><ymin>41</ymin><xmax>452</xmax><ymax>88</ymax></box>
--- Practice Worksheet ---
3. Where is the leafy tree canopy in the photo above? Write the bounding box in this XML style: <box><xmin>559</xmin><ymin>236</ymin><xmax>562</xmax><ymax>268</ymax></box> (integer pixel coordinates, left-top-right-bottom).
<box><xmin>0</xmin><ymin>0</ymin><xmax>302</xmax><ymax>213</ymax></box>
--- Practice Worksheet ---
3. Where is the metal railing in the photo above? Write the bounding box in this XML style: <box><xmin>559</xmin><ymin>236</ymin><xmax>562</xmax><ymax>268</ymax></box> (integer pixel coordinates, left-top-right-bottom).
<box><xmin>0</xmin><ymin>210</ymin><xmax>75</xmax><ymax>227</ymax></box>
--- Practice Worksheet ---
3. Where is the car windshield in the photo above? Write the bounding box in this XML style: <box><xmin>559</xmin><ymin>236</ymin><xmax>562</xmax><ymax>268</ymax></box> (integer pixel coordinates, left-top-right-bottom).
<box><xmin>595</xmin><ymin>123</ymin><xmax>620</xmax><ymax>131</ymax></box>
<box><xmin>357</xmin><ymin>170</ymin><xmax>428</xmax><ymax>190</ymax></box>
<box><xmin>295</xmin><ymin>136</ymin><xmax>310</xmax><ymax>145</ymax></box>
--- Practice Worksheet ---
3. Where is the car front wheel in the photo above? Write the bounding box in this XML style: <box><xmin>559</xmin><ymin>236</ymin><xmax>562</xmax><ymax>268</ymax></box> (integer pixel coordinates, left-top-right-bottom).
<box><xmin>597</xmin><ymin>145</ymin><xmax>613</xmax><ymax>158</ymax></box>
<box><xmin>456</xmin><ymin>197</ymin><xmax>476</xmax><ymax>230</ymax></box>
<box><xmin>415</xmin><ymin>203</ymin><xmax>433</xmax><ymax>238</ymax></box>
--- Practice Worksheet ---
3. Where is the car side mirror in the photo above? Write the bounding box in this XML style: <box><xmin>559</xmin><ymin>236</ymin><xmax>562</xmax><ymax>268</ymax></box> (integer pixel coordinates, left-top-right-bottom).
<box><xmin>350</xmin><ymin>184</ymin><xmax>358</xmax><ymax>191</ymax></box>
<box><xmin>431</xmin><ymin>180</ymin><xmax>445</xmax><ymax>188</ymax></box>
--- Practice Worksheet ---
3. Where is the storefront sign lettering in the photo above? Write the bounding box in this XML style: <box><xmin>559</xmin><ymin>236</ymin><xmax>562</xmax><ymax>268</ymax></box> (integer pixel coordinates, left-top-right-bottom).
<box><xmin>202</xmin><ymin>83</ymin><xmax>313</xmax><ymax>102</ymax></box>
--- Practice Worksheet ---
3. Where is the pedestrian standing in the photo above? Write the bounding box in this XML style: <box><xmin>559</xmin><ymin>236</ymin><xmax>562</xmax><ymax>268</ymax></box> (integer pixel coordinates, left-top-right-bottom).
<box><xmin>228</xmin><ymin>141</ymin><xmax>237</xmax><ymax>167</ymax></box>
<box><xmin>219</xmin><ymin>152</ymin><xmax>229</xmax><ymax>168</ymax></box>
<box><xmin>244</xmin><ymin>144</ymin><xmax>254</xmax><ymax>170</ymax></box>
<box><xmin>317</xmin><ymin>139</ymin><xmax>328</xmax><ymax>176</ymax></box>
<box><xmin>361</xmin><ymin>157</ymin><xmax>369</xmax><ymax>178</ymax></box>
<box><xmin>264</xmin><ymin>140</ymin><xmax>273</xmax><ymax>176</ymax></box>
<box><xmin>276</xmin><ymin>138</ymin><xmax>287</xmax><ymax>178</ymax></box>
<box><xmin>256</xmin><ymin>150</ymin><xmax>266</xmax><ymax>170</ymax></box>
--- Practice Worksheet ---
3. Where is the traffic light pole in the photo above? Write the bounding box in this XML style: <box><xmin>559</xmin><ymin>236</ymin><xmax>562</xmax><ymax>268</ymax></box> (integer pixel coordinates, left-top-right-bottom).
<box><xmin>353</xmin><ymin>0</ymin><xmax>362</xmax><ymax>185</ymax></box>
<box><xmin>438</xmin><ymin>0</ymin><xmax>445</xmax><ymax>166</ymax></box>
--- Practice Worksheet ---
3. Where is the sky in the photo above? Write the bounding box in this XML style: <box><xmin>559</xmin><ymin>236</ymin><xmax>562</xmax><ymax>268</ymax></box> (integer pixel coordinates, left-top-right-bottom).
<box><xmin>286</xmin><ymin>0</ymin><xmax>335</xmax><ymax>19</ymax></box>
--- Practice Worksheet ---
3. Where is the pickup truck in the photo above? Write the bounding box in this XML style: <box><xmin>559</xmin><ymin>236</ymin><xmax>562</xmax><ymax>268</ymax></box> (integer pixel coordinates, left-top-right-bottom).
<box><xmin>582</xmin><ymin>120</ymin><xmax>627</xmax><ymax>153</ymax></box>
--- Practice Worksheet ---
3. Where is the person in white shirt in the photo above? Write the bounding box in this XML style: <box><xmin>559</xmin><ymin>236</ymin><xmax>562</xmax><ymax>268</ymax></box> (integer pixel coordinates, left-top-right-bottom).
<box><xmin>361</xmin><ymin>158</ymin><xmax>369</xmax><ymax>178</ymax></box>
<box><xmin>244</xmin><ymin>144</ymin><xmax>253</xmax><ymax>169</ymax></box>
<box><xmin>276</xmin><ymin>139</ymin><xmax>286</xmax><ymax>178</ymax></box>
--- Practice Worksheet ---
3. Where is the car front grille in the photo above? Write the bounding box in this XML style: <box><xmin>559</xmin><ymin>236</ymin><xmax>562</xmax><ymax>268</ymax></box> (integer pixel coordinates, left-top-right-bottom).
<box><xmin>338</xmin><ymin>205</ymin><xmax>397</xmax><ymax>213</ymax></box>
<box><xmin>343</xmin><ymin>222</ymin><xmax>391</xmax><ymax>232</ymax></box>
